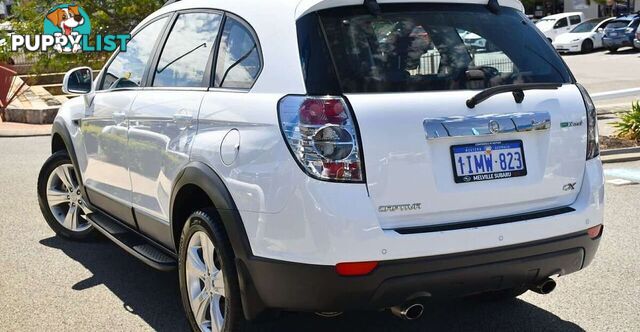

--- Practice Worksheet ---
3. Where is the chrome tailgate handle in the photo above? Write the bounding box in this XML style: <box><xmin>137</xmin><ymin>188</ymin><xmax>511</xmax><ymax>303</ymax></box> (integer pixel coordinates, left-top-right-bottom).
<box><xmin>424</xmin><ymin>112</ymin><xmax>550</xmax><ymax>140</ymax></box>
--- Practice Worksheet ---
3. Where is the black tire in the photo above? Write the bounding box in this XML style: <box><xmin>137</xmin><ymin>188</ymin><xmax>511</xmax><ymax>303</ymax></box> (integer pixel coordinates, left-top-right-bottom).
<box><xmin>476</xmin><ymin>287</ymin><xmax>528</xmax><ymax>302</ymax></box>
<box><xmin>581</xmin><ymin>39</ymin><xmax>594</xmax><ymax>53</ymax></box>
<box><xmin>178</xmin><ymin>209</ymin><xmax>244</xmax><ymax>332</ymax></box>
<box><xmin>609</xmin><ymin>47</ymin><xmax>618</xmax><ymax>53</ymax></box>
<box><xmin>37</xmin><ymin>151</ymin><xmax>96</xmax><ymax>240</ymax></box>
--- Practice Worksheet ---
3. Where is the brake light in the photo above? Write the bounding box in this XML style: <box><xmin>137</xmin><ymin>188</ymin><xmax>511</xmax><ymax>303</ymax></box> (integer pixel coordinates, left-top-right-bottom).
<box><xmin>577</xmin><ymin>84</ymin><xmax>600</xmax><ymax>160</ymax></box>
<box><xmin>587</xmin><ymin>225</ymin><xmax>603</xmax><ymax>239</ymax></box>
<box><xmin>335</xmin><ymin>261</ymin><xmax>378</xmax><ymax>276</ymax></box>
<box><xmin>278</xmin><ymin>96</ymin><xmax>364</xmax><ymax>182</ymax></box>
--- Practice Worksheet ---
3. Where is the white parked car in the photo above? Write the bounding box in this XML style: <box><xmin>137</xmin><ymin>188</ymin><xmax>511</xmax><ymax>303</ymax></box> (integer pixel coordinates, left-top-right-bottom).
<box><xmin>554</xmin><ymin>17</ymin><xmax>615</xmax><ymax>53</ymax></box>
<box><xmin>37</xmin><ymin>0</ymin><xmax>604</xmax><ymax>330</ymax></box>
<box><xmin>536</xmin><ymin>12</ymin><xmax>585</xmax><ymax>42</ymax></box>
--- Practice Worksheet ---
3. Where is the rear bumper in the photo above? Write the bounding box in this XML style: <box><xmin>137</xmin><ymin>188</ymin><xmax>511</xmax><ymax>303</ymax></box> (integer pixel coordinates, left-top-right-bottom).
<box><xmin>603</xmin><ymin>37</ymin><xmax>634</xmax><ymax>48</ymax></box>
<box><xmin>240</xmin><ymin>230</ymin><xmax>601</xmax><ymax>312</ymax></box>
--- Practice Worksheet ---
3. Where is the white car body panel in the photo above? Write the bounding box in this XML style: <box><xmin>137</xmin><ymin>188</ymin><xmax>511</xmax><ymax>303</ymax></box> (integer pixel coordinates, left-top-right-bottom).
<box><xmin>239</xmin><ymin>158</ymin><xmax>603</xmax><ymax>265</ymax></box>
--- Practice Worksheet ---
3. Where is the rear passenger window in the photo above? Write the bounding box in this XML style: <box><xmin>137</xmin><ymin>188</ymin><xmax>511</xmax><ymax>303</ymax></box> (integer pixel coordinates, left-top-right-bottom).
<box><xmin>555</xmin><ymin>18</ymin><xmax>568</xmax><ymax>28</ymax></box>
<box><xmin>570</xmin><ymin>16</ymin><xmax>581</xmax><ymax>25</ymax></box>
<box><xmin>214</xmin><ymin>17</ymin><xmax>261</xmax><ymax>89</ymax></box>
<box><xmin>100</xmin><ymin>17</ymin><xmax>168</xmax><ymax>90</ymax></box>
<box><xmin>153</xmin><ymin>12</ymin><xmax>222</xmax><ymax>87</ymax></box>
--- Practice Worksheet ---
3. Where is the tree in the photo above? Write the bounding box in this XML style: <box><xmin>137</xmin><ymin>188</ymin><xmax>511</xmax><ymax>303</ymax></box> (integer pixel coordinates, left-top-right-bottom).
<box><xmin>8</xmin><ymin>0</ymin><xmax>165</xmax><ymax>73</ymax></box>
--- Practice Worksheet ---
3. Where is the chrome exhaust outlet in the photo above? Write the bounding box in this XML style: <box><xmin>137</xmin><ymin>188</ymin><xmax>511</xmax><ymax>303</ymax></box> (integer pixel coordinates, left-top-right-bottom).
<box><xmin>390</xmin><ymin>303</ymin><xmax>424</xmax><ymax>320</ymax></box>
<box><xmin>315</xmin><ymin>312</ymin><xmax>343</xmax><ymax>318</ymax></box>
<box><xmin>530</xmin><ymin>278</ymin><xmax>557</xmax><ymax>295</ymax></box>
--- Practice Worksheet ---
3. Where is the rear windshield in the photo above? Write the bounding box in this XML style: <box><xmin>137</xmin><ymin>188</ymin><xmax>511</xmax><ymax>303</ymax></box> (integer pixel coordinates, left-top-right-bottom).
<box><xmin>298</xmin><ymin>4</ymin><xmax>572</xmax><ymax>94</ymax></box>
<box><xmin>607</xmin><ymin>20</ymin><xmax>631</xmax><ymax>29</ymax></box>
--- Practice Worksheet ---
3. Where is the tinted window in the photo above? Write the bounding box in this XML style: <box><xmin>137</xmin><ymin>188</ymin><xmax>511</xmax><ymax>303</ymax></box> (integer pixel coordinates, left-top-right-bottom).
<box><xmin>153</xmin><ymin>12</ymin><xmax>222</xmax><ymax>87</ymax></box>
<box><xmin>215</xmin><ymin>17</ymin><xmax>261</xmax><ymax>89</ymax></box>
<box><xmin>555</xmin><ymin>18</ymin><xmax>569</xmax><ymax>28</ymax></box>
<box><xmin>315</xmin><ymin>4</ymin><xmax>572</xmax><ymax>94</ymax></box>
<box><xmin>569</xmin><ymin>15</ymin><xmax>581</xmax><ymax>25</ymax></box>
<box><xmin>571</xmin><ymin>19</ymin><xmax>603</xmax><ymax>33</ymax></box>
<box><xmin>607</xmin><ymin>20</ymin><xmax>631</xmax><ymax>29</ymax></box>
<box><xmin>100</xmin><ymin>17</ymin><xmax>168</xmax><ymax>90</ymax></box>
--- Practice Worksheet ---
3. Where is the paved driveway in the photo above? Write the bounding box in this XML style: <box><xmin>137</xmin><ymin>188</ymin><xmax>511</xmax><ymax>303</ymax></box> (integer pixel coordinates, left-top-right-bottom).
<box><xmin>562</xmin><ymin>48</ymin><xmax>640</xmax><ymax>110</ymax></box>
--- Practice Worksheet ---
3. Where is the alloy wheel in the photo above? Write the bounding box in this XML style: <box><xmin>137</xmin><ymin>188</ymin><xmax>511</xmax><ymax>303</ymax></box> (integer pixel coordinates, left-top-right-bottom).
<box><xmin>186</xmin><ymin>231</ymin><xmax>226</xmax><ymax>332</ymax></box>
<box><xmin>46</xmin><ymin>164</ymin><xmax>91</xmax><ymax>232</ymax></box>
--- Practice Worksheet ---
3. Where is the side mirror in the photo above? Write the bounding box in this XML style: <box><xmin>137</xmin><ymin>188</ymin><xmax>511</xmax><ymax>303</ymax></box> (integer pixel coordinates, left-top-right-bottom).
<box><xmin>62</xmin><ymin>67</ymin><xmax>94</xmax><ymax>95</ymax></box>
<box><xmin>597</xmin><ymin>28</ymin><xmax>604</xmax><ymax>33</ymax></box>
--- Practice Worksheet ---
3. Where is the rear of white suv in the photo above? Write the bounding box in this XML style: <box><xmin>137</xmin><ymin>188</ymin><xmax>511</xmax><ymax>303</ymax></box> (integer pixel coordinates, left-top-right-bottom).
<box><xmin>40</xmin><ymin>0</ymin><xmax>604</xmax><ymax>330</ymax></box>
<box><xmin>239</xmin><ymin>0</ymin><xmax>603</xmax><ymax>318</ymax></box>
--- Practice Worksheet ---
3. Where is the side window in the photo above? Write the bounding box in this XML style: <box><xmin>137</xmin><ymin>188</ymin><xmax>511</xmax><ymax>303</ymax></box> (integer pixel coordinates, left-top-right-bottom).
<box><xmin>153</xmin><ymin>12</ymin><xmax>222</xmax><ymax>87</ymax></box>
<box><xmin>570</xmin><ymin>16</ymin><xmax>581</xmax><ymax>25</ymax></box>
<box><xmin>100</xmin><ymin>17</ymin><xmax>168</xmax><ymax>90</ymax></box>
<box><xmin>214</xmin><ymin>17</ymin><xmax>261</xmax><ymax>89</ymax></box>
<box><xmin>554</xmin><ymin>18</ymin><xmax>569</xmax><ymax>29</ymax></box>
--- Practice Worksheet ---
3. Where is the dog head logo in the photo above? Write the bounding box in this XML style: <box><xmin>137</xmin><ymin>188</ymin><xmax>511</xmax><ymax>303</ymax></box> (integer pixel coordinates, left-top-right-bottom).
<box><xmin>43</xmin><ymin>4</ymin><xmax>91</xmax><ymax>53</ymax></box>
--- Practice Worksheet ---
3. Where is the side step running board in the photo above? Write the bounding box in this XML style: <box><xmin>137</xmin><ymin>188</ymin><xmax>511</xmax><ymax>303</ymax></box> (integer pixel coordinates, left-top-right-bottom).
<box><xmin>86</xmin><ymin>212</ymin><xmax>177</xmax><ymax>271</ymax></box>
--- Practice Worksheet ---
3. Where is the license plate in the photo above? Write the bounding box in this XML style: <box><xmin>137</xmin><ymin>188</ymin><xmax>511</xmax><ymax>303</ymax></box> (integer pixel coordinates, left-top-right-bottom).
<box><xmin>610</xmin><ymin>32</ymin><xmax>618</xmax><ymax>37</ymax></box>
<box><xmin>451</xmin><ymin>140</ymin><xmax>527</xmax><ymax>183</ymax></box>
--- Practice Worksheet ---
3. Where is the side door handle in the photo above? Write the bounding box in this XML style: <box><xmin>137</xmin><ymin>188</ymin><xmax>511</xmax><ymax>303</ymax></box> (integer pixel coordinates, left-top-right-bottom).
<box><xmin>112</xmin><ymin>112</ymin><xmax>126</xmax><ymax>124</ymax></box>
<box><xmin>173</xmin><ymin>114</ymin><xmax>194</xmax><ymax>125</ymax></box>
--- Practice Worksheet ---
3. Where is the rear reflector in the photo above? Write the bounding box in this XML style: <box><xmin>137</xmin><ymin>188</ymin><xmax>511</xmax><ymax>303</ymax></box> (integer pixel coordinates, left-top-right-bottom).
<box><xmin>335</xmin><ymin>261</ymin><xmax>378</xmax><ymax>276</ymax></box>
<box><xmin>587</xmin><ymin>225</ymin><xmax>603</xmax><ymax>239</ymax></box>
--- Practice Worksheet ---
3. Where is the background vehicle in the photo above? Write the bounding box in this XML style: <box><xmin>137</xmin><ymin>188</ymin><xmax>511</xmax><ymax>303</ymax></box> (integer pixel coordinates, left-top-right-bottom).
<box><xmin>37</xmin><ymin>1</ymin><xmax>604</xmax><ymax>331</ymax></box>
<box><xmin>553</xmin><ymin>17</ymin><xmax>614</xmax><ymax>53</ymax></box>
<box><xmin>602</xmin><ymin>14</ymin><xmax>640</xmax><ymax>52</ymax></box>
<box><xmin>535</xmin><ymin>12</ymin><xmax>585</xmax><ymax>42</ymax></box>
<box><xmin>634</xmin><ymin>25</ymin><xmax>640</xmax><ymax>49</ymax></box>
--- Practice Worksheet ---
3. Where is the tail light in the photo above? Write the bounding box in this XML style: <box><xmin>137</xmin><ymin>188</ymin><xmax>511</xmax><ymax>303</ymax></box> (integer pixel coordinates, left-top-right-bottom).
<box><xmin>335</xmin><ymin>261</ymin><xmax>378</xmax><ymax>276</ymax></box>
<box><xmin>278</xmin><ymin>96</ymin><xmax>364</xmax><ymax>182</ymax></box>
<box><xmin>577</xmin><ymin>84</ymin><xmax>599</xmax><ymax>160</ymax></box>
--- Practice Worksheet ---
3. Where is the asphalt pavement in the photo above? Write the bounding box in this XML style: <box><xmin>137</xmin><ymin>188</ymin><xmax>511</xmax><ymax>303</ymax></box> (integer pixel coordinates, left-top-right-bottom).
<box><xmin>562</xmin><ymin>48</ymin><xmax>640</xmax><ymax>110</ymax></box>
<box><xmin>0</xmin><ymin>136</ymin><xmax>639</xmax><ymax>331</ymax></box>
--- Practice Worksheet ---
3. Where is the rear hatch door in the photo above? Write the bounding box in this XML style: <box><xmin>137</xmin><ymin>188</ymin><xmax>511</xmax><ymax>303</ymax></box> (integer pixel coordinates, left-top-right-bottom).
<box><xmin>315</xmin><ymin>3</ymin><xmax>587</xmax><ymax>229</ymax></box>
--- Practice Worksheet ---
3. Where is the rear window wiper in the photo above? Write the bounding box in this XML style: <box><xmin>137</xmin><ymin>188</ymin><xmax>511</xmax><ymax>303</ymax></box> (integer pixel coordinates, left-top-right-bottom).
<box><xmin>466</xmin><ymin>83</ymin><xmax>562</xmax><ymax>109</ymax></box>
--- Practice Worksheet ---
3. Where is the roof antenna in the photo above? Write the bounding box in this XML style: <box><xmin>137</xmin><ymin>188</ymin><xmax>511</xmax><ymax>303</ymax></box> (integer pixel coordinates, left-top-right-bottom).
<box><xmin>364</xmin><ymin>0</ymin><xmax>381</xmax><ymax>16</ymax></box>
<box><xmin>487</xmin><ymin>0</ymin><xmax>501</xmax><ymax>14</ymax></box>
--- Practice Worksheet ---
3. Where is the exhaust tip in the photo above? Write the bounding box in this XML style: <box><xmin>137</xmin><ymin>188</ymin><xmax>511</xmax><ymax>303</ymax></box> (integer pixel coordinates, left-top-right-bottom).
<box><xmin>530</xmin><ymin>278</ymin><xmax>557</xmax><ymax>295</ymax></box>
<box><xmin>315</xmin><ymin>312</ymin><xmax>343</xmax><ymax>318</ymax></box>
<box><xmin>391</xmin><ymin>303</ymin><xmax>424</xmax><ymax>320</ymax></box>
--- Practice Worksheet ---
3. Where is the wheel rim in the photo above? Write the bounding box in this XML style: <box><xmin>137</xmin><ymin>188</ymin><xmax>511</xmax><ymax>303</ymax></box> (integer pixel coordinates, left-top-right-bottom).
<box><xmin>46</xmin><ymin>164</ymin><xmax>91</xmax><ymax>232</ymax></box>
<box><xmin>186</xmin><ymin>231</ymin><xmax>225</xmax><ymax>332</ymax></box>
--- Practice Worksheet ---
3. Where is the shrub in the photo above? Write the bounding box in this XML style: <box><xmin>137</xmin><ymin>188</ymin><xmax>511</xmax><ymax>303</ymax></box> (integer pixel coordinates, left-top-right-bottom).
<box><xmin>614</xmin><ymin>101</ymin><xmax>640</xmax><ymax>141</ymax></box>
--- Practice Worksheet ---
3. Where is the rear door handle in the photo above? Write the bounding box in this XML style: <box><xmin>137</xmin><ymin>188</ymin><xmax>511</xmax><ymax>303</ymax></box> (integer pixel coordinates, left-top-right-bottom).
<box><xmin>112</xmin><ymin>112</ymin><xmax>126</xmax><ymax>123</ymax></box>
<box><xmin>173</xmin><ymin>114</ymin><xmax>193</xmax><ymax>125</ymax></box>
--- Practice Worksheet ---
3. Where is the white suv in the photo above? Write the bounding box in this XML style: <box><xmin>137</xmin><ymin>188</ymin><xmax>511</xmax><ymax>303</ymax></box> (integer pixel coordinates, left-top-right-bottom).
<box><xmin>37</xmin><ymin>0</ymin><xmax>604</xmax><ymax>331</ymax></box>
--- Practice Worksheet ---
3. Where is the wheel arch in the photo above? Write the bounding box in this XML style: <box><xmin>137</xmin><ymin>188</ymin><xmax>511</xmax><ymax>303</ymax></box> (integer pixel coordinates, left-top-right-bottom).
<box><xmin>169</xmin><ymin>162</ymin><xmax>252</xmax><ymax>260</ymax></box>
<box><xmin>170</xmin><ymin>162</ymin><xmax>267</xmax><ymax>319</ymax></box>
<box><xmin>51</xmin><ymin>132</ymin><xmax>66</xmax><ymax>154</ymax></box>
<box><xmin>51</xmin><ymin>119</ymin><xmax>87</xmax><ymax>196</ymax></box>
